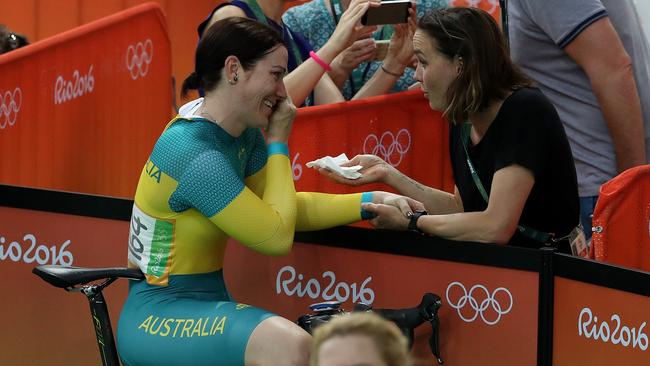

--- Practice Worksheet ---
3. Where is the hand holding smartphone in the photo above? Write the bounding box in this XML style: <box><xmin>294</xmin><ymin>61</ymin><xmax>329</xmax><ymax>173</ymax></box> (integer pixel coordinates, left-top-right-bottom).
<box><xmin>361</xmin><ymin>0</ymin><xmax>412</xmax><ymax>26</ymax></box>
<box><xmin>373</xmin><ymin>40</ymin><xmax>390</xmax><ymax>60</ymax></box>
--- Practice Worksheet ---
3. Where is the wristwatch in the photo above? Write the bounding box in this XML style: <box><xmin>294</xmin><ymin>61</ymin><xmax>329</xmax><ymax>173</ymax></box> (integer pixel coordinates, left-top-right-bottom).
<box><xmin>408</xmin><ymin>210</ymin><xmax>427</xmax><ymax>234</ymax></box>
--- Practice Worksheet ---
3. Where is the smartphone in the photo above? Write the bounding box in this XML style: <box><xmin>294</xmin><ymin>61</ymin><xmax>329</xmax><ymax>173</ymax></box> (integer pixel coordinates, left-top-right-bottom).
<box><xmin>361</xmin><ymin>0</ymin><xmax>412</xmax><ymax>26</ymax></box>
<box><xmin>373</xmin><ymin>40</ymin><xmax>390</xmax><ymax>60</ymax></box>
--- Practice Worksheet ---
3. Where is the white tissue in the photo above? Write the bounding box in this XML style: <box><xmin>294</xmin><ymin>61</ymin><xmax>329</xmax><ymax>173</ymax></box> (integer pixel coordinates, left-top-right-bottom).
<box><xmin>306</xmin><ymin>153</ymin><xmax>363</xmax><ymax>179</ymax></box>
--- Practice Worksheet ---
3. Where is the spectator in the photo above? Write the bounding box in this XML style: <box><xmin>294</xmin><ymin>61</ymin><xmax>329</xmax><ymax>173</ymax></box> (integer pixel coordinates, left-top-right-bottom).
<box><xmin>508</xmin><ymin>0</ymin><xmax>646</xmax><ymax>239</ymax></box>
<box><xmin>321</xmin><ymin>7</ymin><xmax>581</xmax><ymax>253</ymax></box>
<box><xmin>283</xmin><ymin>0</ymin><xmax>445</xmax><ymax>100</ymax></box>
<box><xmin>311</xmin><ymin>312</ymin><xmax>413</xmax><ymax>366</ymax></box>
<box><xmin>0</xmin><ymin>24</ymin><xmax>29</xmax><ymax>55</ymax></box>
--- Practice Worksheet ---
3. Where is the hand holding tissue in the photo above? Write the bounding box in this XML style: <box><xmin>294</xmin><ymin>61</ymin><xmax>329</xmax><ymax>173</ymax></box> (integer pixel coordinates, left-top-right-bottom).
<box><xmin>306</xmin><ymin>153</ymin><xmax>363</xmax><ymax>179</ymax></box>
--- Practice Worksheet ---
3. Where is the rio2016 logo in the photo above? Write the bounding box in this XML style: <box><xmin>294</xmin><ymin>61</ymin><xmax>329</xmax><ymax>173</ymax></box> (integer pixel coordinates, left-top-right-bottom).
<box><xmin>578</xmin><ymin>307</ymin><xmax>648</xmax><ymax>351</ymax></box>
<box><xmin>276</xmin><ymin>265</ymin><xmax>375</xmax><ymax>304</ymax></box>
<box><xmin>0</xmin><ymin>233</ymin><xmax>73</xmax><ymax>266</ymax></box>
<box><xmin>54</xmin><ymin>65</ymin><xmax>95</xmax><ymax>105</ymax></box>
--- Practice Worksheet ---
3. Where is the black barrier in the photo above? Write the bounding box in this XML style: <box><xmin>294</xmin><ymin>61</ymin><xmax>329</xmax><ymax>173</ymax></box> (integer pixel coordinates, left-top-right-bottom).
<box><xmin>0</xmin><ymin>184</ymin><xmax>132</xmax><ymax>221</ymax></box>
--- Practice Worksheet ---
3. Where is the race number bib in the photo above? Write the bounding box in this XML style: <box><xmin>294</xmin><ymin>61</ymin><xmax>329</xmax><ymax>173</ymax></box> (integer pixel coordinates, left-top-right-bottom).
<box><xmin>128</xmin><ymin>204</ymin><xmax>174</xmax><ymax>279</ymax></box>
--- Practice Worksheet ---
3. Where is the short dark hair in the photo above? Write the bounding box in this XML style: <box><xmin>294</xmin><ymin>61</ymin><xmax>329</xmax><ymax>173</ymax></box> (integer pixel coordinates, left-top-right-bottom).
<box><xmin>181</xmin><ymin>17</ymin><xmax>285</xmax><ymax>97</ymax></box>
<box><xmin>418</xmin><ymin>7</ymin><xmax>532</xmax><ymax>123</ymax></box>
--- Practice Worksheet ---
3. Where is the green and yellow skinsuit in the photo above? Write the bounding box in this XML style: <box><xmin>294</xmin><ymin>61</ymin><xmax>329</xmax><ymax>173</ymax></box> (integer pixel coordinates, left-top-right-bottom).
<box><xmin>116</xmin><ymin>99</ymin><xmax>372</xmax><ymax>365</ymax></box>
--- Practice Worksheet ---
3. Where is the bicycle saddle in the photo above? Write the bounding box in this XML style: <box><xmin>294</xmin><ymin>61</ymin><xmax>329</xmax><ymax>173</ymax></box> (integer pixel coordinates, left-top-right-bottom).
<box><xmin>33</xmin><ymin>265</ymin><xmax>144</xmax><ymax>289</ymax></box>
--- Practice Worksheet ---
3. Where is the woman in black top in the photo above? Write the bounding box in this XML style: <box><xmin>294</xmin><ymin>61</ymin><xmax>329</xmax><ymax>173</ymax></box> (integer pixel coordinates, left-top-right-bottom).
<box><xmin>322</xmin><ymin>7</ymin><xmax>579</xmax><ymax>253</ymax></box>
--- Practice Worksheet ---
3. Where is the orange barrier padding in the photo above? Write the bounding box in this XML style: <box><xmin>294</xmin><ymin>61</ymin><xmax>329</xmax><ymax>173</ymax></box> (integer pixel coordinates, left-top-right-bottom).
<box><xmin>225</xmin><ymin>240</ymin><xmax>539</xmax><ymax>365</ymax></box>
<box><xmin>553</xmin><ymin>276</ymin><xmax>650</xmax><ymax>365</ymax></box>
<box><xmin>449</xmin><ymin>0</ymin><xmax>502</xmax><ymax>23</ymax></box>
<box><xmin>0</xmin><ymin>3</ymin><xmax>172</xmax><ymax>198</ymax></box>
<box><xmin>290</xmin><ymin>90</ymin><xmax>454</xmax><ymax>194</ymax></box>
<box><xmin>0</xmin><ymin>205</ymin><xmax>130</xmax><ymax>365</ymax></box>
<box><xmin>1</xmin><ymin>0</ymin><xmax>220</xmax><ymax>112</ymax></box>
<box><xmin>591</xmin><ymin>165</ymin><xmax>650</xmax><ymax>270</ymax></box>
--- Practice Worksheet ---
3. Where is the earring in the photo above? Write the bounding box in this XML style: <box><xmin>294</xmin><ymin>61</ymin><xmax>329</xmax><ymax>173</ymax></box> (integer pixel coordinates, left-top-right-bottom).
<box><xmin>228</xmin><ymin>73</ymin><xmax>238</xmax><ymax>85</ymax></box>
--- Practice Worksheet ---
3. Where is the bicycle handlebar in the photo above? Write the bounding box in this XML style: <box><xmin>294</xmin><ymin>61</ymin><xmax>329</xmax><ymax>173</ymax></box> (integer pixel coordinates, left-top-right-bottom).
<box><xmin>298</xmin><ymin>293</ymin><xmax>444</xmax><ymax>364</ymax></box>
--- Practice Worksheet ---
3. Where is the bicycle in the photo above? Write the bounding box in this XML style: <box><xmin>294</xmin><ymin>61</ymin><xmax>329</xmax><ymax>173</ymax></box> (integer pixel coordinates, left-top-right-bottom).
<box><xmin>33</xmin><ymin>264</ymin><xmax>443</xmax><ymax>365</ymax></box>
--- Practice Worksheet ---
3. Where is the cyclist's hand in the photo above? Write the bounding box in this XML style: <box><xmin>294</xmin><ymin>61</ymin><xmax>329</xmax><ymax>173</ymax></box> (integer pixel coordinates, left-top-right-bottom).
<box><xmin>373</xmin><ymin>191</ymin><xmax>424</xmax><ymax>216</ymax></box>
<box><xmin>318</xmin><ymin>154</ymin><xmax>391</xmax><ymax>186</ymax></box>
<box><xmin>267</xmin><ymin>95</ymin><xmax>297</xmax><ymax>144</ymax></box>
<box><xmin>362</xmin><ymin>203</ymin><xmax>410</xmax><ymax>230</ymax></box>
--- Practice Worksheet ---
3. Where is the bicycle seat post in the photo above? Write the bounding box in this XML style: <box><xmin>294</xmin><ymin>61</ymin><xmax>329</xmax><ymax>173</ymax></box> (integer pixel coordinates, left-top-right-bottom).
<box><xmin>76</xmin><ymin>279</ymin><xmax>120</xmax><ymax>366</ymax></box>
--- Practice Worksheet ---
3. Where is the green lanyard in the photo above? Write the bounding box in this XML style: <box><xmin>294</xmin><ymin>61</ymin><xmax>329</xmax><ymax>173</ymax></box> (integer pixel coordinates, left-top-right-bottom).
<box><xmin>243</xmin><ymin>0</ymin><xmax>304</xmax><ymax>65</ymax></box>
<box><xmin>329</xmin><ymin>0</ymin><xmax>394</xmax><ymax>95</ymax></box>
<box><xmin>460</xmin><ymin>122</ymin><xmax>553</xmax><ymax>244</ymax></box>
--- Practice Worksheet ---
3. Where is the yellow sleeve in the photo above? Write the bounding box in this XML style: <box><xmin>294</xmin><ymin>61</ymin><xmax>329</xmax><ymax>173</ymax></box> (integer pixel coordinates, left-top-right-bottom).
<box><xmin>210</xmin><ymin>152</ymin><xmax>297</xmax><ymax>256</ymax></box>
<box><xmin>244</xmin><ymin>156</ymin><xmax>373</xmax><ymax>232</ymax></box>
<box><xmin>295</xmin><ymin>192</ymin><xmax>371</xmax><ymax>231</ymax></box>
<box><xmin>245</xmin><ymin>166</ymin><xmax>266</xmax><ymax>198</ymax></box>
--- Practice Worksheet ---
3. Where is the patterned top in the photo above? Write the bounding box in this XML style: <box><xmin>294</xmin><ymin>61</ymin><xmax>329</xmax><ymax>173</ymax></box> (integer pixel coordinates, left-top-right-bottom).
<box><xmin>283</xmin><ymin>0</ymin><xmax>447</xmax><ymax>99</ymax></box>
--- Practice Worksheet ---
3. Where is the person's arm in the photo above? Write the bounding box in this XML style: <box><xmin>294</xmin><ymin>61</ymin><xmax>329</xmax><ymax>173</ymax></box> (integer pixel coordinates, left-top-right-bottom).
<box><xmin>352</xmin><ymin>9</ymin><xmax>416</xmax><ymax>100</ymax></box>
<box><xmin>564</xmin><ymin>16</ymin><xmax>646</xmax><ymax>171</ymax></box>
<box><xmin>328</xmin><ymin>38</ymin><xmax>377</xmax><ymax>89</ymax></box>
<box><xmin>384</xmin><ymin>170</ymin><xmax>463</xmax><ymax>215</ymax></box>
<box><xmin>318</xmin><ymin>154</ymin><xmax>462</xmax><ymax>214</ymax></box>
<box><xmin>208</xmin><ymin>144</ymin><xmax>297</xmax><ymax>256</ymax></box>
<box><xmin>205</xmin><ymin>95</ymin><xmax>298</xmax><ymax>256</ymax></box>
<box><xmin>284</xmin><ymin>0</ymin><xmax>379</xmax><ymax>105</ymax></box>
<box><xmin>313</xmin><ymin>73</ymin><xmax>346</xmax><ymax>105</ymax></box>
<box><xmin>247</xmin><ymin>163</ymin><xmax>424</xmax><ymax>230</ymax></box>
<box><xmin>364</xmin><ymin>165</ymin><xmax>534</xmax><ymax>244</ymax></box>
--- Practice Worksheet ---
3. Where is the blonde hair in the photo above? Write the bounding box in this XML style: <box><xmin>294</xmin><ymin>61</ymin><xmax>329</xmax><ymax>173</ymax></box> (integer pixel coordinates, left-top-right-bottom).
<box><xmin>310</xmin><ymin>312</ymin><xmax>413</xmax><ymax>366</ymax></box>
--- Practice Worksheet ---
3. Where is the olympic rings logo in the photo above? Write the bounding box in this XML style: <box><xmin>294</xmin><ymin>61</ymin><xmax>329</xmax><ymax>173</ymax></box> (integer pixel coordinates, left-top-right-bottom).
<box><xmin>0</xmin><ymin>88</ymin><xmax>22</xmax><ymax>129</ymax></box>
<box><xmin>126</xmin><ymin>39</ymin><xmax>153</xmax><ymax>80</ymax></box>
<box><xmin>445</xmin><ymin>281</ymin><xmax>513</xmax><ymax>326</ymax></box>
<box><xmin>363</xmin><ymin>128</ymin><xmax>411</xmax><ymax>167</ymax></box>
